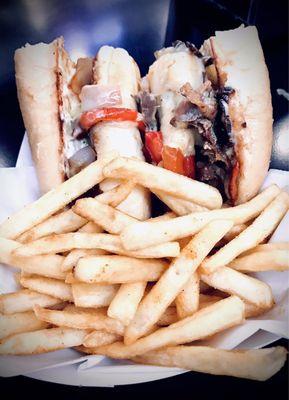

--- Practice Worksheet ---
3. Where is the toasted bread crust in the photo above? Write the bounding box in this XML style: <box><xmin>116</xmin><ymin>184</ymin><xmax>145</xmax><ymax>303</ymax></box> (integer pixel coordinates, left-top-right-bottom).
<box><xmin>15</xmin><ymin>39</ymin><xmax>65</xmax><ymax>193</ymax></box>
<box><xmin>209</xmin><ymin>26</ymin><xmax>273</xmax><ymax>204</ymax></box>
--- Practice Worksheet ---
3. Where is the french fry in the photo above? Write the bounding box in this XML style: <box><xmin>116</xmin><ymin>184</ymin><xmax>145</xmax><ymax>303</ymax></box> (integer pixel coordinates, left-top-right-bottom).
<box><xmin>158</xmin><ymin>294</ymin><xmax>225</xmax><ymax>326</ymax></box>
<box><xmin>61</xmin><ymin>249</ymin><xmax>108</xmax><ymax>272</ymax></box>
<box><xmin>186</xmin><ymin>296</ymin><xmax>267</xmax><ymax>319</ymax></box>
<box><xmin>34</xmin><ymin>306</ymin><xmax>125</xmax><ymax>335</ymax></box>
<box><xmin>19</xmin><ymin>255</ymin><xmax>65</xmax><ymax>280</ymax></box>
<box><xmin>75</xmin><ymin>256</ymin><xmax>168</xmax><ymax>284</ymax></box>
<box><xmin>124</xmin><ymin>220</ymin><xmax>233</xmax><ymax>344</ymax></box>
<box><xmin>242</xmin><ymin>242</ymin><xmax>289</xmax><ymax>255</ymax></box>
<box><xmin>158</xmin><ymin>295</ymin><xmax>224</xmax><ymax>326</ymax></box>
<box><xmin>152</xmin><ymin>190</ymin><xmax>209</xmax><ymax>215</ymax></box>
<box><xmin>13</xmin><ymin>233</ymin><xmax>180</xmax><ymax>258</ymax></box>
<box><xmin>0</xmin><ymin>237</ymin><xmax>66</xmax><ymax>279</ymax></box>
<box><xmin>107</xmin><ymin>282</ymin><xmax>147</xmax><ymax>326</ymax></box>
<box><xmin>229</xmin><ymin>250</ymin><xmax>289</xmax><ymax>272</ymax></box>
<box><xmin>84</xmin><ymin>236</ymin><xmax>179</xmax><ymax>259</ymax></box>
<box><xmin>123</xmin><ymin>208</ymin><xmax>175</xmax><ymax>314</ymax></box>
<box><xmin>75</xmin><ymin>207</ymin><xmax>175</xmax><ymax>324</ymax></box>
<box><xmin>0</xmin><ymin>327</ymin><xmax>88</xmax><ymax>355</ymax></box>
<box><xmin>177</xmin><ymin>292</ymin><xmax>264</xmax><ymax>319</ymax></box>
<box><xmin>97</xmin><ymin>180</ymin><xmax>136</xmax><ymax>208</ymax></box>
<box><xmin>20</xmin><ymin>275</ymin><xmax>73</xmax><ymax>301</ymax></box>
<box><xmin>112</xmin><ymin>242</ymin><xmax>180</xmax><ymax>259</ymax></box>
<box><xmin>153</xmin><ymin>190</ymin><xmax>208</xmax><ymax>215</ymax></box>
<box><xmin>218</xmin><ymin>223</ymin><xmax>248</xmax><ymax>245</ymax></box>
<box><xmin>76</xmin><ymin>182</ymin><xmax>136</xmax><ymax>233</ymax></box>
<box><xmin>120</xmin><ymin>185</ymin><xmax>280</xmax><ymax>250</ymax></box>
<box><xmin>0</xmin><ymin>290</ymin><xmax>61</xmax><ymax>315</ymax></box>
<box><xmin>17</xmin><ymin>182</ymin><xmax>134</xmax><ymax>243</ymax></box>
<box><xmin>94</xmin><ymin>296</ymin><xmax>244</xmax><ymax>358</ymax></box>
<box><xmin>201</xmin><ymin>192</ymin><xmax>289</xmax><ymax>274</ymax></box>
<box><xmin>0</xmin><ymin>155</ymin><xmax>114</xmax><ymax>239</ymax></box>
<box><xmin>201</xmin><ymin>266</ymin><xmax>274</xmax><ymax>309</ymax></box>
<box><xmin>103</xmin><ymin>157</ymin><xmax>223</xmax><ymax>209</ymax></box>
<box><xmin>78</xmin><ymin>222</ymin><xmax>103</xmax><ymax>233</ymax></box>
<box><xmin>0</xmin><ymin>237</ymin><xmax>21</xmax><ymax>264</ymax></box>
<box><xmin>73</xmin><ymin>198</ymin><xmax>136</xmax><ymax>234</ymax></box>
<box><xmin>132</xmin><ymin>345</ymin><xmax>287</xmax><ymax>381</ymax></box>
<box><xmin>13</xmin><ymin>233</ymin><xmax>122</xmax><ymax>256</ymax></box>
<box><xmin>0</xmin><ymin>311</ymin><xmax>49</xmax><ymax>340</ymax></box>
<box><xmin>83</xmin><ymin>331</ymin><xmax>121</xmax><ymax>348</ymax></box>
<box><xmin>72</xmin><ymin>282</ymin><xmax>119</xmax><ymax>308</ymax></box>
<box><xmin>2</xmin><ymin>157</ymin><xmax>286</xmax><ymax>372</ymax></box>
<box><xmin>17</xmin><ymin>209</ymin><xmax>87</xmax><ymax>244</ymax></box>
<box><xmin>175</xmin><ymin>272</ymin><xmax>200</xmax><ymax>319</ymax></box>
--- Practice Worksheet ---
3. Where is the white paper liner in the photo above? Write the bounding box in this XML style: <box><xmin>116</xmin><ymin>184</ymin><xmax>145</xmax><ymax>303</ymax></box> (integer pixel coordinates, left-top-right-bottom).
<box><xmin>0</xmin><ymin>133</ymin><xmax>288</xmax><ymax>385</ymax></box>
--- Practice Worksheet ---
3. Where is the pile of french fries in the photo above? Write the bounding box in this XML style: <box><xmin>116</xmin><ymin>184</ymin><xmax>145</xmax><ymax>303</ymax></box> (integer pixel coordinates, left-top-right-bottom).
<box><xmin>0</xmin><ymin>156</ymin><xmax>288</xmax><ymax>381</ymax></box>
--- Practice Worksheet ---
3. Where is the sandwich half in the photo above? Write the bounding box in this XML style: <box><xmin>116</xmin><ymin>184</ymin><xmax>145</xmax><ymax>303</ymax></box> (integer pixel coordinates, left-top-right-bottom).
<box><xmin>143</xmin><ymin>25</ymin><xmax>272</xmax><ymax>204</ymax></box>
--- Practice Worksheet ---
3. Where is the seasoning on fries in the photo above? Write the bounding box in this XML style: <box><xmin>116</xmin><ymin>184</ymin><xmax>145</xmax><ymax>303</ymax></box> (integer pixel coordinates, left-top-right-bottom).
<box><xmin>0</xmin><ymin>328</ymin><xmax>89</xmax><ymax>355</ymax></box>
<box><xmin>103</xmin><ymin>157</ymin><xmax>223</xmax><ymax>209</ymax></box>
<box><xmin>34</xmin><ymin>305</ymin><xmax>125</xmax><ymax>335</ymax></box>
<box><xmin>0</xmin><ymin>290</ymin><xmax>61</xmax><ymax>314</ymax></box>
<box><xmin>72</xmin><ymin>282</ymin><xmax>119</xmax><ymax>308</ymax></box>
<box><xmin>0</xmin><ymin>154</ymin><xmax>287</xmax><ymax>381</ymax></box>
<box><xmin>20</xmin><ymin>275</ymin><xmax>73</xmax><ymax>302</ymax></box>
<box><xmin>0</xmin><ymin>311</ymin><xmax>49</xmax><ymax>341</ymax></box>
<box><xmin>13</xmin><ymin>232</ymin><xmax>180</xmax><ymax>258</ymax></box>
<box><xmin>74</xmin><ymin>256</ymin><xmax>168</xmax><ymax>284</ymax></box>
<box><xmin>132</xmin><ymin>345</ymin><xmax>287</xmax><ymax>381</ymax></box>
<box><xmin>92</xmin><ymin>296</ymin><xmax>245</xmax><ymax>358</ymax></box>
<box><xmin>124</xmin><ymin>220</ymin><xmax>233</xmax><ymax>344</ymax></box>
<box><xmin>120</xmin><ymin>185</ymin><xmax>281</xmax><ymax>251</ymax></box>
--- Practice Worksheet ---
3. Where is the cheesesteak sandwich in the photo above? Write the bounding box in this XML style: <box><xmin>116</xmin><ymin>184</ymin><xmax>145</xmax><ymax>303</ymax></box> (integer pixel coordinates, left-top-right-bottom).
<box><xmin>15</xmin><ymin>39</ymin><xmax>150</xmax><ymax>219</ymax></box>
<box><xmin>15</xmin><ymin>37</ymin><xmax>82</xmax><ymax>193</ymax></box>
<box><xmin>15</xmin><ymin>25</ymin><xmax>272</xmax><ymax>207</ymax></box>
<box><xmin>142</xmin><ymin>25</ymin><xmax>272</xmax><ymax>204</ymax></box>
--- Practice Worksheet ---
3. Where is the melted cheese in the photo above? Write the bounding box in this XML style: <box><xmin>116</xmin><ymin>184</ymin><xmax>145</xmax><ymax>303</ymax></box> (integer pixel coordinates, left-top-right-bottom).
<box><xmin>148</xmin><ymin>48</ymin><xmax>204</xmax><ymax>156</ymax></box>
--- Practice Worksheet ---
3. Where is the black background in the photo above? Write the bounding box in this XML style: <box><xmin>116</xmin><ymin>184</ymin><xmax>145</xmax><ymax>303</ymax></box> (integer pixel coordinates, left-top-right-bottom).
<box><xmin>0</xmin><ymin>0</ymin><xmax>288</xmax><ymax>398</ymax></box>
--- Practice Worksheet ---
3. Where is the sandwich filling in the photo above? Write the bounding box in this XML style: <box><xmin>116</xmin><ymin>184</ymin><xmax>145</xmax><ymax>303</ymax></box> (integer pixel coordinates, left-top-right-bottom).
<box><xmin>144</xmin><ymin>41</ymin><xmax>238</xmax><ymax>202</ymax></box>
<box><xmin>56</xmin><ymin>46</ymin><xmax>94</xmax><ymax>178</ymax></box>
<box><xmin>59</xmin><ymin>41</ymin><xmax>238</xmax><ymax>202</ymax></box>
<box><xmin>58</xmin><ymin>49</ymin><xmax>143</xmax><ymax>178</ymax></box>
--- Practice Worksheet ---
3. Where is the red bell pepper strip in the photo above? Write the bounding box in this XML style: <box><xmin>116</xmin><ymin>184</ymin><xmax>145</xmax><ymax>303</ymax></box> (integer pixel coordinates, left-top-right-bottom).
<box><xmin>183</xmin><ymin>155</ymin><xmax>196</xmax><ymax>179</ymax></box>
<box><xmin>145</xmin><ymin>131</ymin><xmax>163</xmax><ymax>164</ymax></box>
<box><xmin>162</xmin><ymin>146</ymin><xmax>196</xmax><ymax>178</ymax></box>
<box><xmin>80</xmin><ymin>108</ymin><xmax>140</xmax><ymax>130</ymax></box>
<box><xmin>162</xmin><ymin>146</ymin><xmax>185</xmax><ymax>175</ymax></box>
<box><xmin>137</xmin><ymin>120</ymin><xmax>146</xmax><ymax>132</ymax></box>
